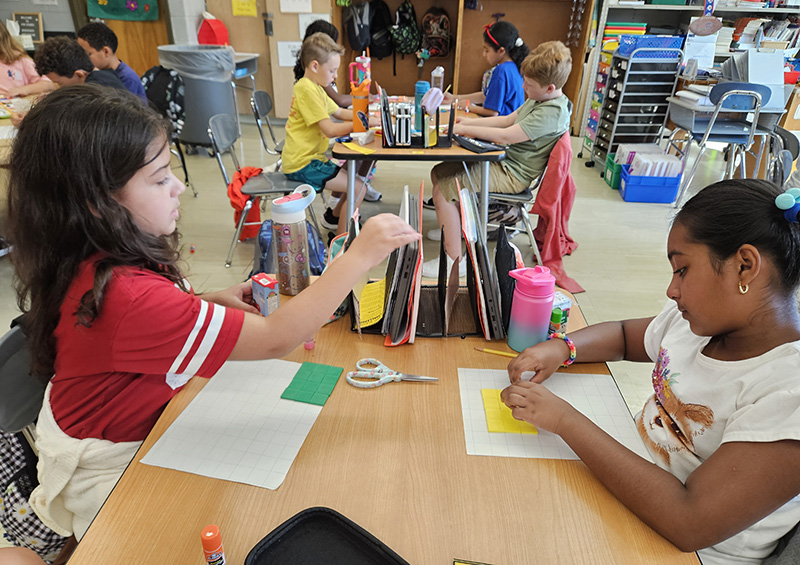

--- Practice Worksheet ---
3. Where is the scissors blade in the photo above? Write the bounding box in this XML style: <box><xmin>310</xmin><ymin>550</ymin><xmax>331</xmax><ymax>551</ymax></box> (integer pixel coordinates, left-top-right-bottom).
<box><xmin>400</xmin><ymin>374</ymin><xmax>438</xmax><ymax>382</ymax></box>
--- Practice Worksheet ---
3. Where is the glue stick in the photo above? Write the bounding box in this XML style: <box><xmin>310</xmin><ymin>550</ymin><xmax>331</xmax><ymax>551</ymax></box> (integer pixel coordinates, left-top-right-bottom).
<box><xmin>201</xmin><ymin>524</ymin><xmax>226</xmax><ymax>565</ymax></box>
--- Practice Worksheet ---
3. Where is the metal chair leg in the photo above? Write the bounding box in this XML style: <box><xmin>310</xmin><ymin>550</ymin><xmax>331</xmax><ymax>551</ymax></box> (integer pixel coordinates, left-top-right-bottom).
<box><xmin>174</xmin><ymin>141</ymin><xmax>197</xmax><ymax>197</ymax></box>
<box><xmin>226</xmin><ymin>197</ymin><xmax>254</xmax><ymax>268</ymax></box>
<box><xmin>518</xmin><ymin>205</ymin><xmax>543</xmax><ymax>266</ymax></box>
<box><xmin>674</xmin><ymin>144</ymin><xmax>707</xmax><ymax>208</ymax></box>
<box><xmin>306</xmin><ymin>203</ymin><xmax>322</xmax><ymax>237</ymax></box>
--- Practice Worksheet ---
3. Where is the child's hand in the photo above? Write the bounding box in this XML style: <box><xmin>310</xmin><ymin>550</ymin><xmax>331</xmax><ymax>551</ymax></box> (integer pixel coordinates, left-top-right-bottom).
<box><xmin>368</xmin><ymin>114</ymin><xmax>381</xmax><ymax>128</ymax></box>
<box><xmin>442</xmin><ymin>92</ymin><xmax>454</xmax><ymax>104</ymax></box>
<box><xmin>9</xmin><ymin>111</ymin><xmax>26</xmax><ymax>128</ymax></box>
<box><xmin>507</xmin><ymin>339</ymin><xmax>570</xmax><ymax>384</ymax></box>
<box><xmin>346</xmin><ymin>213</ymin><xmax>421</xmax><ymax>269</ymax></box>
<box><xmin>202</xmin><ymin>281</ymin><xmax>260</xmax><ymax>315</ymax></box>
<box><xmin>501</xmin><ymin>381</ymin><xmax>574</xmax><ymax>434</ymax></box>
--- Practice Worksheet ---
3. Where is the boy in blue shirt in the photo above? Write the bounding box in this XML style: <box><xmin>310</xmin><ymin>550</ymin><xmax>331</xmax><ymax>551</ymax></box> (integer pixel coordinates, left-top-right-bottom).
<box><xmin>77</xmin><ymin>22</ymin><xmax>147</xmax><ymax>104</ymax></box>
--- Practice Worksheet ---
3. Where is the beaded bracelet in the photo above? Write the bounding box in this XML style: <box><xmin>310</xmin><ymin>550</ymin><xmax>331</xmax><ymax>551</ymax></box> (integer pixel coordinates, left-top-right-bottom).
<box><xmin>548</xmin><ymin>332</ymin><xmax>576</xmax><ymax>367</ymax></box>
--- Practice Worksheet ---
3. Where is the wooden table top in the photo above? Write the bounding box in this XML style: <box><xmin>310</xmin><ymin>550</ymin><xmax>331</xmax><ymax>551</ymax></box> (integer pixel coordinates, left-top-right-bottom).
<box><xmin>332</xmin><ymin>137</ymin><xmax>505</xmax><ymax>162</ymax></box>
<box><xmin>67</xmin><ymin>291</ymin><xmax>698</xmax><ymax>565</ymax></box>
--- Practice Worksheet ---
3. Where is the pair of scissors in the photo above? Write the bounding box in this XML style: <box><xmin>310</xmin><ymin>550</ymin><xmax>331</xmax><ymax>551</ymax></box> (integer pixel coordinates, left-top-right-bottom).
<box><xmin>345</xmin><ymin>358</ymin><xmax>438</xmax><ymax>389</ymax></box>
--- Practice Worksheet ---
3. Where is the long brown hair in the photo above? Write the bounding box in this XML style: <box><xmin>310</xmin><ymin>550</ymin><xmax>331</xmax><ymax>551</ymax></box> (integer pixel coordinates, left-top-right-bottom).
<box><xmin>0</xmin><ymin>23</ymin><xmax>27</xmax><ymax>64</ymax></box>
<box><xmin>8</xmin><ymin>86</ymin><xmax>186</xmax><ymax>378</ymax></box>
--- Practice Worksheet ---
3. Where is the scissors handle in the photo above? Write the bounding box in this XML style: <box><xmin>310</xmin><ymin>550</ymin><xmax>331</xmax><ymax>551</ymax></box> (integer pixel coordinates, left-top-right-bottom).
<box><xmin>345</xmin><ymin>372</ymin><xmax>398</xmax><ymax>388</ymax></box>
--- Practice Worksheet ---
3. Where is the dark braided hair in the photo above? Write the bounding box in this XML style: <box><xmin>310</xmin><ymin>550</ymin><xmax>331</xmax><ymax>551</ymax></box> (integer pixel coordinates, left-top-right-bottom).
<box><xmin>293</xmin><ymin>20</ymin><xmax>340</xmax><ymax>82</ymax></box>
<box><xmin>675</xmin><ymin>179</ymin><xmax>800</xmax><ymax>294</ymax></box>
<box><xmin>483</xmin><ymin>21</ymin><xmax>530</xmax><ymax>71</ymax></box>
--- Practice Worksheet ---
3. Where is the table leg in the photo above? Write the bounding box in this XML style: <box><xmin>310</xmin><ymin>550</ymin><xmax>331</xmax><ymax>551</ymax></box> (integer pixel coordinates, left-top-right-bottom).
<box><xmin>347</xmin><ymin>159</ymin><xmax>357</xmax><ymax>221</ymax></box>
<box><xmin>481</xmin><ymin>161</ymin><xmax>490</xmax><ymax>241</ymax></box>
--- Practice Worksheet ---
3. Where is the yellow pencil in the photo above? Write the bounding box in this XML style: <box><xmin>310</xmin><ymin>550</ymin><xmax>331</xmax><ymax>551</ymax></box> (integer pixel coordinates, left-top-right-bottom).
<box><xmin>444</xmin><ymin>84</ymin><xmax>452</xmax><ymax>94</ymax></box>
<box><xmin>474</xmin><ymin>347</ymin><xmax>517</xmax><ymax>359</ymax></box>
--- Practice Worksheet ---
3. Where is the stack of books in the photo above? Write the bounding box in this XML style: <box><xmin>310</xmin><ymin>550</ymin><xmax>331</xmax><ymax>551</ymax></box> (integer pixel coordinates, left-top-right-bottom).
<box><xmin>604</xmin><ymin>22</ymin><xmax>647</xmax><ymax>44</ymax></box>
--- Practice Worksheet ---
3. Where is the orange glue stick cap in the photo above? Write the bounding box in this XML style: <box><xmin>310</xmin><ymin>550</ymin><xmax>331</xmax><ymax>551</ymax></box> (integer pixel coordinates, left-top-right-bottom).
<box><xmin>201</xmin><ymin>524</ymin><xmax>226</xmax><ymax>565</ymax></box>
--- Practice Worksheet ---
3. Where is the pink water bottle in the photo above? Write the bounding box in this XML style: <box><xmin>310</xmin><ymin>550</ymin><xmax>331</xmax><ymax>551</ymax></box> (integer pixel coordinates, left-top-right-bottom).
<box><xmin>507</xmin><ymin>266</ymin><xmax>556</xmax><ymax>353</ymax></box>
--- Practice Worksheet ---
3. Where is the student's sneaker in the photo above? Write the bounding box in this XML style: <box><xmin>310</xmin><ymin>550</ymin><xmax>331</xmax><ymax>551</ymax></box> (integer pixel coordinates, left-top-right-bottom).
<box><xmin>363</xmin><ymin>184</ymin><xmax>383</xmax><ymax>202</ymax></box>
<box><xmin>422</xmin><ymin>197</ymin><xmax>436</xmax><ymax>210</ymax></box>
<box><xmin>0</xmin><ymin>237</ymin><xmax>13</xmax><ymax>258</ymax></box>
<box><xmin>427</xmin><ymin>228</ymin><xmax>443</xmax><ymax>241</ymax></box>
<box><xmin>421</xmin><ymin>255</ymin><xmax>467</xmax><ymax>279</ymax></box>
<box><xmin>321</xmin><ymin>208</ymin><xmax>339</xmax><ymax>230</ymax></box>
<box><xmin>326</xmin><ymin>195</ymin><xmax>341</xmax><ymax>210</ymax></box>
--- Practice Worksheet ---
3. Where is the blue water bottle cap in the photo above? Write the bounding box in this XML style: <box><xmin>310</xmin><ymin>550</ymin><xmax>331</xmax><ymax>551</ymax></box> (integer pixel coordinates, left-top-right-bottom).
<box><xmin>415</xmin><ymin>81</ymin><xmax>431</xmax><ymax>94</ymax></box>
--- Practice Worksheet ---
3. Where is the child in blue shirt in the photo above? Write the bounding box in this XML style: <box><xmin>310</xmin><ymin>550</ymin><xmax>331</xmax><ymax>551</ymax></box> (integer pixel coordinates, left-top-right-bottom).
<box><xmin>444</xmin><ymin>21</ymin><xmax>528</xmax><ymax>117</ymax></box>
<box><xmin>77</xmin><ymin>22</ymin><xmax>147</xmax><ymax>104</ymax></box>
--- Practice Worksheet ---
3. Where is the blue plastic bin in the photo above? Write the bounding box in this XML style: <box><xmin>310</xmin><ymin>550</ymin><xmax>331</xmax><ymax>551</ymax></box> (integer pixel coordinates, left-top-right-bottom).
<box><xmin>619</xmin><ymin>166</ymin><xmax>681</xmax><ymax>203</ymax></box>
<box><xmin>617</xmin><ymin>35</ymin><xmax>684</xmax><ymax>59</ymax></box>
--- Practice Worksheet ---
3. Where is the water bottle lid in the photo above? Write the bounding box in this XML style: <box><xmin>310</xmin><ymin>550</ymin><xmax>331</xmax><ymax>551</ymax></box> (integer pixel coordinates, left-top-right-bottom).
<box><xmin>509</xmin><ymin>266</ymin><xmax>555</xmax><ymax>297</ymax></box>
<box><xmin>272</xmin><ymin>185</ymin><xmax>316</xmax><ymax>223</ymax></box>
<box><xmin>415</xmin><ymin>81</ymin><xmax>431</xmax><ymax>94</ymax></box>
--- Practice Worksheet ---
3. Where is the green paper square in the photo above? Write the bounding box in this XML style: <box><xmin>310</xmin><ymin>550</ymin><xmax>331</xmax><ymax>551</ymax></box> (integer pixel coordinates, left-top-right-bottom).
<box><xmin>281</xmin><ymin>362</ymin><xmax>343</xmax><ymax>406</ymax></box>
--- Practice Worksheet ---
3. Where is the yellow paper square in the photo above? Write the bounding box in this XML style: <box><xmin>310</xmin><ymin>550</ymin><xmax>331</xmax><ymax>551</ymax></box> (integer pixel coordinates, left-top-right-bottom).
<box><xmin>342</xmin><ymin>142</ymin><xmax>376</xmax><ymax>155</ymax></box>
<box><xmin>481</xmin><ymin>389</ymin><xmax>538</xmax><ymax>435</ymax></box>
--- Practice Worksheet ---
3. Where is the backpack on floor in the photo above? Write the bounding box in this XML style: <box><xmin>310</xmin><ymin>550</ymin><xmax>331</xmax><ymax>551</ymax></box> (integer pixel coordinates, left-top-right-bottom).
<box><xmin>369</xmin><ymin>0</ymin><xmax>394</xmax><ymax>60</ymax></box>
<box><xmin>421</xmin><ymin>7</ymin><xmax>451</xmax><ymax>58</ymax></box>
<box><xmin>343</xmin><ymin>2</ymin><xmax>371</xmax><ymax>53</ymax></box>
<box><xmin>391</xmin><ymin>0</ymin><xmax>421</xmax><ymax>56</ymax></box>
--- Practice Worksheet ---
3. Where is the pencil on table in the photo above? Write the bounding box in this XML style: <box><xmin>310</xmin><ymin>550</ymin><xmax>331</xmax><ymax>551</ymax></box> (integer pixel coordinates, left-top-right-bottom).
<box><xmin>474</xmin><ymin>347</ymin><xmax>517</xmax><ymax>359</ymax></box>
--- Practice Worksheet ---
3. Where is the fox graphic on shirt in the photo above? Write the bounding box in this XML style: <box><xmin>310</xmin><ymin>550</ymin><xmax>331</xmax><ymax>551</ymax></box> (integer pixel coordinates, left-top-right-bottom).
<box><xmin>636</xmin><ymin>347</ymin><xmax>714</xmax><ymax>466</ymax></box>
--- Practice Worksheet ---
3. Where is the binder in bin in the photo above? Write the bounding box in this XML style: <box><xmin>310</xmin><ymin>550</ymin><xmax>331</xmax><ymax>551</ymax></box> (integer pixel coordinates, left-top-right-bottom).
<box><xmin>619</xmin><ymin>166</ymin><xmax>681</xmax><ymax>203</ymax></box>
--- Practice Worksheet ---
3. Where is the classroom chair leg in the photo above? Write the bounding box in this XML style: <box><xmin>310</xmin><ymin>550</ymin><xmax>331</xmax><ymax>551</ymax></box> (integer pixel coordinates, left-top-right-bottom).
<box><xmin>226</xmin><ymin>197</ymin><xmax>254</xmax><ymax>268</ymax></box>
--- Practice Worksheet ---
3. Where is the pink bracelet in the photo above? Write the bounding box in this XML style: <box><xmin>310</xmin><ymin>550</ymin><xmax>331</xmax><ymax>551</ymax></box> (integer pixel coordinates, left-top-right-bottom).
<box><xmin>548</xmin><ymin>332</ymin><xmax>576</xmax><ymax>367</ymax></box>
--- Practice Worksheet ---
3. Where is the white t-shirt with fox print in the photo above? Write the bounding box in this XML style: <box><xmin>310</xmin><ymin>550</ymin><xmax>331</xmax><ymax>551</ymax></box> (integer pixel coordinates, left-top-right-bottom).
<box><xmin>639</xmin><ymin>301</ymin><xmax>800</xmax><ymax>564</ymax></box>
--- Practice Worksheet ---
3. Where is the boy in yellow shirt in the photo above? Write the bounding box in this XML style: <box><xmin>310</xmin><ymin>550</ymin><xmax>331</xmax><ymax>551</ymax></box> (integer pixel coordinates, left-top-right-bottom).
<box><xmin>283</xmin><ymin>33</ymin><xmax>374</xmax><ymax>234</ymax></box>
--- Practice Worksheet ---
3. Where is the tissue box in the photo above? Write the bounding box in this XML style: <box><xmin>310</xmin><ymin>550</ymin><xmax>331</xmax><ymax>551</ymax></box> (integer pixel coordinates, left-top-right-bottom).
<box><xmin>252</xmin><ymin>273</ymin><xmax>279</xmax><ymax>316</ymax></box>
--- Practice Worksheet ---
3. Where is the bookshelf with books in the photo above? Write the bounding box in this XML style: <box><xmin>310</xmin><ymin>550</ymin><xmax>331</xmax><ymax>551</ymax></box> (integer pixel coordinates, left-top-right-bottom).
<box><xmin>577</xmin><ymin>0</ymin><xmax>799</xmax><ymax>166</ymax></box>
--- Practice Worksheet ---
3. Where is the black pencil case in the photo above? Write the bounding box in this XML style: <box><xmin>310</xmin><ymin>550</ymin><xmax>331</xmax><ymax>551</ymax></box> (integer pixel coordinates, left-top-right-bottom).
<box><xmin>244</xmin><ymin>506</ymin><xmax>411</xmax><ymax>565</ymax></box>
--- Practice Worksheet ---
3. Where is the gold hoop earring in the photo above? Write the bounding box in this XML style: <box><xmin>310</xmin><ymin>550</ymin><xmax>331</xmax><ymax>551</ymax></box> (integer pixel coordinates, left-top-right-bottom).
<box><xmin>738</xmin><ymin>282</ymin><xmax>749</xmax><ymax>295</ymax></box>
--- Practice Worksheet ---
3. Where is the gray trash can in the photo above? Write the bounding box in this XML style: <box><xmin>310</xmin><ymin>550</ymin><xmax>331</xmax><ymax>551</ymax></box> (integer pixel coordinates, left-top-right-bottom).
<box><xmin>158</xmin><ymin>45</ymin><xmax>236</xmax><ymax>148</ymax></box>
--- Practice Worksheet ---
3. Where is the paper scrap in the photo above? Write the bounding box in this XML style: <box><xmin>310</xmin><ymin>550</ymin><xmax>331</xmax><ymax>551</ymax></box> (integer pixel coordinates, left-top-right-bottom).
<box><xmin>281</xmin><ymin>362</ymin><xmax>343</xmax><ymax>406</ymax></box>
<box><xmin>481</xmin><ymin>389</ymin><xmax>538</xmax><ymax>435</ymax></box>
<box><xmin>359</xmin><ymin>279</ymin><xmax>386</xmax><ymax>327</ymax></box>
<box><xmin>342</xmin><ymin>141</ymin><xmax>376</xmax><ymax>155</ymax></box>
<box><xmin>232</xmin><ymin>0</ymin><xmax>257</xmax><ymax>17</ymax></box>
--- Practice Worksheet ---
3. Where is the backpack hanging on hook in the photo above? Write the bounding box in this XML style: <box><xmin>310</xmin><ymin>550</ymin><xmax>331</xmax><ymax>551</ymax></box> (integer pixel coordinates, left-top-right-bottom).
<box><xmin>421</xmin><ymin>6</ymin><xmax>451</xmax><ymax>58</ymax></box>
<box><xmin>343</xmin><ymin>1</ymin><xmax>371</xmax><ymax>53</ymax></box>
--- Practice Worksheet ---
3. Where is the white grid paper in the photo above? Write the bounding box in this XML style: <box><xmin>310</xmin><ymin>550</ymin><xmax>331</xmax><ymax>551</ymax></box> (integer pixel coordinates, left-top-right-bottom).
<box><xmin>458</xmin><ymin>369</ymin><xmax>651</xmax><ymax>461</ymax></box>
<box><xmin>141</xmin><ymin>359</ymin><xmax>322</xmax><ymax>489</ymax></box>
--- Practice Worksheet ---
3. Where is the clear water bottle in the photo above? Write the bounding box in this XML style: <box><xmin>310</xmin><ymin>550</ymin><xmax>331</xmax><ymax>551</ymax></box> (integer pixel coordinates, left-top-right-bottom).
<box><xmin>430</xmin><ymin>66</ymin><xmax>445</xmax><ymax>92</ymax></box>
<box><xmin>507</xmin><ymin>266</ymin><xmax>556</xmax><ymax>353</ymax></box>
<box><xmin>271</xmin><ymin>185</ymin><xmax>316</xmax><ymax>296</ymax></box>
<box><xmin>414</xmin><ymin>80</ymin><xmax>430</xmax><ymax>131</ymax></box>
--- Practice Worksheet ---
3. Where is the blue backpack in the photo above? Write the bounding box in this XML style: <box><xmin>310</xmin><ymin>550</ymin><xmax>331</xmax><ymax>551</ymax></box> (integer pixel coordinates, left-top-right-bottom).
<box><xmin>251</xmin><ymin>220</ymin><xmax>327</xmax><ymax>278</ymax></box>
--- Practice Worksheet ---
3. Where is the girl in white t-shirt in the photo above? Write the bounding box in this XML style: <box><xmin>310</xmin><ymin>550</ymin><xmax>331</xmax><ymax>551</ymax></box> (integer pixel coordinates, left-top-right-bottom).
<box><xmin>502</xmin><ymin>179</ymin><xmax>800</xmax><ymax>565</ymax></box>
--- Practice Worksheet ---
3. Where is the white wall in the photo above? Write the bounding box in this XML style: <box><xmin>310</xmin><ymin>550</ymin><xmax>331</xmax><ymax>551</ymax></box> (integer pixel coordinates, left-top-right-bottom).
<box><xmin>1</xmin><ymin>0</ymin><xmax>75</xmax><ymax>34</ymax></box>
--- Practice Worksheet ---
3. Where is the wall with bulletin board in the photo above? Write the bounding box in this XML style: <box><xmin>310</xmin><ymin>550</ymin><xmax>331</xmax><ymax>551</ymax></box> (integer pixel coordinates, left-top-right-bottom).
<box><xmin>333</xmin><ymin>0</ymin><xmax>593</xmax><ymax>127</ymax></box>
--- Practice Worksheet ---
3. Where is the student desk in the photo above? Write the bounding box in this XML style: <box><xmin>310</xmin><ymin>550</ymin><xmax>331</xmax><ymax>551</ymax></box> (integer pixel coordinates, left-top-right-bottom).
<box><xmin>67</xmin><ymin>292</ymin><xmax>699</xmax><ymax>565</ymax></box>
<box><xmin>331</xmin><ymin>140</ymin><xmax>505</xmax><ymax>241</ymax></box>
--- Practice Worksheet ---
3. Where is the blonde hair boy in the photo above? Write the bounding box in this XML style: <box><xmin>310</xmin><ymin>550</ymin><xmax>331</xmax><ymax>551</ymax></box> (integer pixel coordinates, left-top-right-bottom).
<box><xmin>520</xmin><ymin>40</ymin><xmax>572</xmax><ymax>90</ymax></box>
<box><xmin>300</xmin><ymin>32</ymin><xmax>344</xmax><ymax>71</ymax></box>
<box><xmin>283</xmin><ymin>32</ymin><xmax>369</xmax><ymax>235</ymax></box>
<box><xmin>422</xmin><ymin>40</ymin><xmax>573</xmax><ymax>278</ymax></box>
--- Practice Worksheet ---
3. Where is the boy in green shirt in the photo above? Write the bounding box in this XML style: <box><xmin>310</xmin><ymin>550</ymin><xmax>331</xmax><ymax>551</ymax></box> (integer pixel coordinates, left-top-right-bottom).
<box><xmin>283</xmin><ymin>33</ymin><xmax>375</xmax><ymax>234</ymax></box>
<box><xmin>422</xmin><ymin>41</ymin><xmax>573</xmax><ymax>278</ymax></box>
